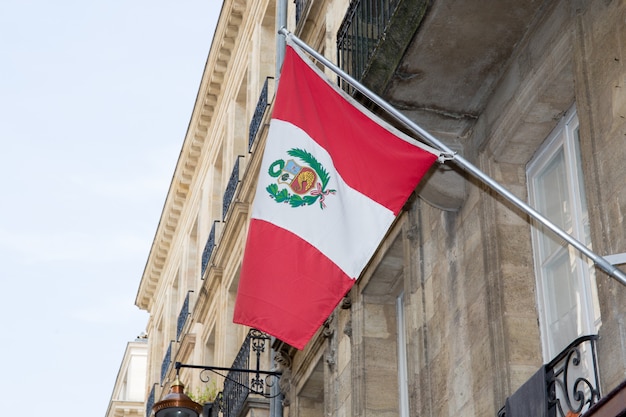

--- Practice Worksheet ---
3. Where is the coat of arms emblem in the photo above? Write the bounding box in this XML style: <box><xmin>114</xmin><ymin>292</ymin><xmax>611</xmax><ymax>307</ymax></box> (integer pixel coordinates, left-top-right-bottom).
<box><xmin>266</xmin><ymin>148</ymin><xmax>336</xmax><ymax>209</ymax></box>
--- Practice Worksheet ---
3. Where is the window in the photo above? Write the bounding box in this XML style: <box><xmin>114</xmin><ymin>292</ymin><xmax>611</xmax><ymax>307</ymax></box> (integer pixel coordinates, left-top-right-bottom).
<box><xmin>296</xmin><ymin>358</ymin><xmax>325</xmax><ymax>417</ymax></box>
<box><xmin>527</xmin><ymin>106</ymin><xmax>600</xmax><ymax>360</ymax></box>
<box><xmin>397</xmin><ymin>293</ymin><xmax>409</xmax><ymax>417</ymax></box>
<box><xmin>361</xmin><ymin>233</ymin><xmax>406</xmax><ymax>415</ymax></box>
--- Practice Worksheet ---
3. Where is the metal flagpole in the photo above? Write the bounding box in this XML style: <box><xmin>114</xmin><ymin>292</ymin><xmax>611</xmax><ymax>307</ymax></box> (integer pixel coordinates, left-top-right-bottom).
<box><xmin>279</xmin><ymin>27</ymin><xmax>626</xmax><ymax>286</ymax></box>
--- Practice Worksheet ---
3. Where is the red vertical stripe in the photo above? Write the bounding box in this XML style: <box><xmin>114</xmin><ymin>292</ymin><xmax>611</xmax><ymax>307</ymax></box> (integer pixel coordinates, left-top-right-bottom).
<box><xmin>234</xmin><ymin>219</ymin><xmax>354</xmax><ymax>349</ymax></box>
<box><xmin>272</xmin><ymin>46</ymin><xmax>438</xmax><ymax>215</ymax></box>
<box><xmin>235</xmin><ymin>44</ymin><xmax>439</xmax><ymax>349</ymax></box>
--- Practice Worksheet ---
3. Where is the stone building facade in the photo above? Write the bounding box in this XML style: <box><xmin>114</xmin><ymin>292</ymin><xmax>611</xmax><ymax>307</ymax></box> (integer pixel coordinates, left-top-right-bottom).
<box><xmin>135</xmin><ymin>1</ymin><xmax>626</xmax><ymax>417</ymax></box>
<box><xmin>106</xmin><ymin>337</ymin><xmax>148</xmax><ymax>417</ymax></box>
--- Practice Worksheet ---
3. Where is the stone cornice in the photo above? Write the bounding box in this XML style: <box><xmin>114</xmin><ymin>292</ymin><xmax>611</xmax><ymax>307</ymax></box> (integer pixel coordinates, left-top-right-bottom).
<box><xmin>195</xmin><ymin>267</ymin><xmax>222</xmax><ymax>325</ymax></box>
<box><xmin>135</xmin><ymin>0</ymin><xmax>248</xmax><ymax>311</ymax></box>
<box><xmin>176</xmin><ymin>333</ymin><xmax>197</xmax><ymax>364</ymax></box>
<box><xmin>192</xmin><ymin>96</ymin><xmax>274</xmax><ymax>324</ymax></box>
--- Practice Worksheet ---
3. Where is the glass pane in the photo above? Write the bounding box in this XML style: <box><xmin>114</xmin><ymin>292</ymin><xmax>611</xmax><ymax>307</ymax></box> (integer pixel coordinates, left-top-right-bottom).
<box><xmin>534</xmin><ymin>149</ymin><xmax>571</xmax><ymax>262</ymax></box>
<box><xmin>544</xmin><ymin>248</ymin><xmax>580</xmax><ymax>354</ymax></box>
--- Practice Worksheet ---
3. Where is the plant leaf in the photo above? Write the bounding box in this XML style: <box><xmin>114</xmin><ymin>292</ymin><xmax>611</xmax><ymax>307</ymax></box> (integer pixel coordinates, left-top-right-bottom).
<box><xmin>288</xmin><ymin>148</ymin><xmax>331</xmax><ymax>188</ymax></box>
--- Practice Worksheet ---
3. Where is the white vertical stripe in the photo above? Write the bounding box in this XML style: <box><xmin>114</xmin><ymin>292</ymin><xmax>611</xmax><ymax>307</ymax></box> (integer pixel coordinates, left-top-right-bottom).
<box><xmin>252</xmin><ymin>120</ymin><xmax>395</xmax><ymax>279</ymax></box>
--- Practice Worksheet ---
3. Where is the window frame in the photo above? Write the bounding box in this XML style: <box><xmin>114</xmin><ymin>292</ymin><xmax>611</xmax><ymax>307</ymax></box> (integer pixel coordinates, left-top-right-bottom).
<box><xmin>526</xmin><ymin>105</ymin><xmax>600</xmax><ymax>361</ymax></box>
<box><xmin>396</xmin><ymin>292</ymin><xmax>410</xmax><ymax>417</ymax></box>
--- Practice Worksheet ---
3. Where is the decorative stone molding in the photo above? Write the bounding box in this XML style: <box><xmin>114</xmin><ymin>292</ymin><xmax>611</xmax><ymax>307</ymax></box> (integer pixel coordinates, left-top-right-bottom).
<box><xmin>322</xmin><ymin>314</ymin><xmax>334</xmax><ymax>338</ymax></box>
<box><xmin>135</xmin><ymin>0</ymin><xmax>248</xmax><ymax>311</ymax></box>
<box><xmin>343</xmin><ymin>318</ymin><xmax>352</xmax><ymax>339</ymax></box>
<box><xmin>406</xmin><ymin>225</ymin><xmax>419</xmax><ymax>243</ymax></box>
<box><xmin>273</xmin><ymin>345</ymin><xmax>294</xmax><ymax>406</ymax></box>
<box><xmin>340</xmin><ymin>294</ymin><xmax>352</xmax><ymax>309</ymax></box>
<box><xmin>325</xmin><ymin>348</ymin><xmax>336</xmax><ymax>370</ymax></box>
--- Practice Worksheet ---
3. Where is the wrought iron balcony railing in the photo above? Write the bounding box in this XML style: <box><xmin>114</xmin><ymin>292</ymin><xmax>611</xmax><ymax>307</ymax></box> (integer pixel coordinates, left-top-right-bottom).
<box><xmin>249</xmin><ymin>77</ymin><xmax>273</xmax><ymax>151</ymax></box>
<box><xmin>160</xmin><ymin>342</ymin><xmax>172</xmax><ymax>386</ymax></box>
<box><xmin>337</xmin><ymin>0</ymin><xmax>401</xmax><ymax>91</ymax></box>
<box><xmin>546</xmin><ymin>335</ymin><xmax>601</xmax><ymax>417</ymax></box>
<box><xmin>221</xmin><ymin>330</ymin><xmax>275</xmax><ymax>417</ymax></box>
<box><xmin>176</xmin><ymin>291</ymin><xmax>192</xmax><ymax>342</ymax></box>
<box><xmin>499</xmin><ymin>335</ymin><xmax>601</xmax><ymax>417</ymax></box>
<box><xmin>295</xmin><ymin>0</ymin><xmax>311</xmax><ymax>25</ymax></box>
<box><xmin>145</xmin><ymin>384</ymin><xmax>155</xmax><ymax>417</ymax></box>
<box><xmin>222</xmin><ymin>156</ymin><xmax>243</xmax><ymax>221</ymax></box>
<box><xmin>201</xmin><ymin>221</ymin><xmax>218</xmax><ymax>278</ymax></box>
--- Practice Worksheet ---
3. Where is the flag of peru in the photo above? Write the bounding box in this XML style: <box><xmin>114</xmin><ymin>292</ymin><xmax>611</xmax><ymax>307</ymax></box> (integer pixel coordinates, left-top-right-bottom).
<box><xmin>233</xmin><ymin>43</ymin><xmax>439</xmax><ymax>350</ymax></box>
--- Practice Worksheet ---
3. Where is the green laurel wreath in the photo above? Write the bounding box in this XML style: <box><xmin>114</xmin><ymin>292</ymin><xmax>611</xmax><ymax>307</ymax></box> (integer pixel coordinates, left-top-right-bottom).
<box><xmin>266</xmin><ymin>148</ymin><xmax>336</xmax><ymax>208</ymax></box>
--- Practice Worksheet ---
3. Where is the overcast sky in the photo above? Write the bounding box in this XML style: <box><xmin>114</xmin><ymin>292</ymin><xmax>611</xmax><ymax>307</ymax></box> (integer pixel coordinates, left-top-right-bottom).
<box><xmin>0</xmin><ymin>1</ymin><xmax>220</xmax><ymax>415</ymax></box>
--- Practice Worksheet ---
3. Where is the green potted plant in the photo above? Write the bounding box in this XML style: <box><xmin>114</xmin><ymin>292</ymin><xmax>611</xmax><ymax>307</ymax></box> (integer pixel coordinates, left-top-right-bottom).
<box><xmin>186</xmin><ymin>382</ymin><xmax>219</xmax><ymax>416</ymax></box>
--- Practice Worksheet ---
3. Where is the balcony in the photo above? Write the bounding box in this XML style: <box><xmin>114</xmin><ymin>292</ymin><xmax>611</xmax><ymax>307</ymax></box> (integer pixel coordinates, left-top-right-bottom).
<box><xmin>145</xmin><ymin>384</ymin><xmax>155</xmax><ymax>417</ymax></box>
<box><xmin>160</xmin><ymin>342</ymin><xmax>172</xmax><ymax>386</ymax></box>
<box><xmin>222</xmin><ymin>156</ymin><xmax>243</xmax><ymax>221</ymax></box>
<box><xmin>336</xmin><ymin>0</ymin><xmax>427</xmax><ymax>94</ymax></box>
<box><xmin>201</xmin><ymin>221</ymin><xmax>218</xmax><ymax>278</ymax></box>
<box><xmin>249</xmin><ymin>77</ymin><xmax>273</xmax><ymax>151</ymax></box>
<box><xmin>499</xmin><ymin>335</ymin><xmax>601</xmax><ymax>417</ymax></box>
<box><xmin>176</xmin><ymin>291</ymin><xmax>192</xmax><ymax>342</ymax></box>
<box><xmin>294</xmin><ymin>0</ymin><xmax>310</xmax><ymax>25</ymax></box>
<box><xmin>220</xmin><ymin>330</ymin><xmax>275</xmax><ymax>417</ymax></box>
<box><xmin>337</xmin><ymin>0</ymin><xmax>400</xmax><ymax>83</ymax></box>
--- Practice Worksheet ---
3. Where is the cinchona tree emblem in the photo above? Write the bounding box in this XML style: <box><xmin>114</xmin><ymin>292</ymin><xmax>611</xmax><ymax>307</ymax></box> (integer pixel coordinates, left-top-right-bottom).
<box><xmin>266</xmin><ymin>148</ymin><xmax>336</xmax><ymax>209</ymax></box>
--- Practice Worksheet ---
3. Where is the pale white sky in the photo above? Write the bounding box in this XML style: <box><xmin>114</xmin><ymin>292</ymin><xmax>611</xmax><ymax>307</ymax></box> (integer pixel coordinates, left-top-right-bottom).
<box><xmin>0</xmin><ymin>1</ymin><xmax>220</xmax><ymax>415</ymax></box>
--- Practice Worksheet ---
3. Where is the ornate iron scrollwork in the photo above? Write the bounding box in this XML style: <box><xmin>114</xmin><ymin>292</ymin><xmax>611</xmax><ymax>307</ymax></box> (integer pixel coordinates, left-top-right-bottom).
<box><xmin>174</xmin><ymin>329</ymin><xmax>282</xmax><ymax>417</ymax></box>
<box><xmin>248</xmin><ymin>77</ymin><xmax>272</xmax><ymax>151</ymax></box>
<box><xmin>546</xmin><ymin>335</ymin><xmax>601</xmax><ymax>417</ymax></box>
<box><xmin>222</xmin><ymin>156</ymin><xmax>243</xmax><ymax>221</ymax></box>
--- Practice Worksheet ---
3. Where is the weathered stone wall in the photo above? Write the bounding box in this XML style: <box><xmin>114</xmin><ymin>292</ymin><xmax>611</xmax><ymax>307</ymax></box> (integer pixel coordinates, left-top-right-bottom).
<box><xmin>285</xmin><ymin>2</ymin><xmax>626</xmax><ymax>417</ymax></box>
<box><xmin>406</xmin><ymin>1</ymin><xmax>626</xmax><ymax>415</ymax></box>
<box><xmin>572</xmin><ymin>0</ymin><xmax>626</xmax><ymax>390</ymax></box>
